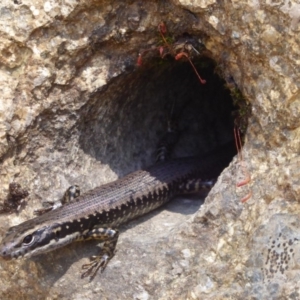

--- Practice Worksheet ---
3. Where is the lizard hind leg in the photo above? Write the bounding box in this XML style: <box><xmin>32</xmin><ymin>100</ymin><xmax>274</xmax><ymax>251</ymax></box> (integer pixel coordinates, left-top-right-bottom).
<box><xmin>179</xmin><ymin>178</ymin><xmax>216</xmax><ymax>193</ymax></box>
<box><xmin>81</xmin><ymin>227</ymin><xmax>119</xmax><ymax>280</ymax></box>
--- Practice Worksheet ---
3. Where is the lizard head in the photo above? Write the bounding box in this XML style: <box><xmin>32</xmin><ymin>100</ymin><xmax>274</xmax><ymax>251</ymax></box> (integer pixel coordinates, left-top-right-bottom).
<box><xmin>0</xmin><ymin>221</ymin><xmax>53</xmax><ymax>260</ymax></box>
<box><xmin>0</xmin><ymin>213</ymin><xmax>71</xmax><ymax>260</ymax></box>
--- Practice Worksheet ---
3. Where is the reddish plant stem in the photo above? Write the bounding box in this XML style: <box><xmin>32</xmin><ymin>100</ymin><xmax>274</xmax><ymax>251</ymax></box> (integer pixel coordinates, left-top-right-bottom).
<box><xmin>158</xmin><ymin>22</ymin><xmax>171</xmax><ymax>51</ymax></box>
<box><xmin>186</xmin><ymin>56</ymin><xmax>206</xmax><ymax>84</ymax></box>
<box><xmin>234</xmin><ymin>127</ymin><xmax>252</xmax><ymax>202</ymax></box>
<box><xmin>175</xmin><ymin>52</ymin><xmax>206</xmax><ymax>84</ymax></box>
<box><xmin>241</xmin><ymin>191</ymin><xmax>252</xmax><ymax>203</ymax></box>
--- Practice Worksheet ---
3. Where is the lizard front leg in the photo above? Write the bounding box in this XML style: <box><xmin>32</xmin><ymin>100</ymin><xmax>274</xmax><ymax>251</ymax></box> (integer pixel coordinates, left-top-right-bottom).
<box><xmin>34</xmin><ymin>185</ymin><xmax>80</xmax><ymax>215</ymax></box>
<box><xmin>80</xmin><ymin>227</ymin><xmax>119</xmax><ymax>280</ymax></box>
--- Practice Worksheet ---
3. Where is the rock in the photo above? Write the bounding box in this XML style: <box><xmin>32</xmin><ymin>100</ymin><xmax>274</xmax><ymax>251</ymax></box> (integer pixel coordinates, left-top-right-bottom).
<box><xmin>0</xmin><ymin>0</ymin><xmax>300</xmax><ymax>299</ymax></box>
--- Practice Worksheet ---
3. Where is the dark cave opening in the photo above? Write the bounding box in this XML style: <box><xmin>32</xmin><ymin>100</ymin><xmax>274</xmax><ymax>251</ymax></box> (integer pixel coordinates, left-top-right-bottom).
<box><xmin>79</xmin><ymin>57</ymin><xmax>238</xmax><ymax>176</ymax></box>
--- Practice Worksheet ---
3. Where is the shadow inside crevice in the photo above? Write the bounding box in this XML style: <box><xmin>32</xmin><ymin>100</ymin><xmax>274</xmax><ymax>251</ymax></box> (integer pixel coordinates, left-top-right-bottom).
<box><xmin>78</xmin><ymin>58</ymin><xmax>236</xmax><ymax>177</ymax></box>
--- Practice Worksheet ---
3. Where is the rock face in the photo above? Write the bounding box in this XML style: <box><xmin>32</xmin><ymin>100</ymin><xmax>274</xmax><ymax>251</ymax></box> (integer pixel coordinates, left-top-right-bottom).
<box><xmin>0</xmin><ymin>0</ymin><xmax>300</xmax><ymax>299</ymax></box>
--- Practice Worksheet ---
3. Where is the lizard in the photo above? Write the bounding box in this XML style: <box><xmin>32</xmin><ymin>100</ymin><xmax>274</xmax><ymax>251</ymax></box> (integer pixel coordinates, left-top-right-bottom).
<box><xmin>0</xmin><ymin>142</ymin><xmax>235</xmax><ymax>280</ymax></box>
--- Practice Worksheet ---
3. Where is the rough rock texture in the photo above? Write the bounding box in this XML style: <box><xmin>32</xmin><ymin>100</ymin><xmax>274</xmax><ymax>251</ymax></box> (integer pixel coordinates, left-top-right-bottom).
<box><xmin>0</xmin><ymin>0</ymin><xmax>300</xmax><ymax>299</ymax></box>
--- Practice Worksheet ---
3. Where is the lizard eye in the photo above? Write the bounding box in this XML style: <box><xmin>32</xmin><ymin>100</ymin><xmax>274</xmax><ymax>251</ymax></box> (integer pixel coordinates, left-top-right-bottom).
<box><xmin>22</xmin><ymin>234</ymin><xmax>35</xmax><ymax>245</ymax></box>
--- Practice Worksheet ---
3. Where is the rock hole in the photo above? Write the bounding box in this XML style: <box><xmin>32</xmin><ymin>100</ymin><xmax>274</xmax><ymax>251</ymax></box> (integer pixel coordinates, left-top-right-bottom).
<box><xmin>79</xmin><ymin>57</ymin><xmax>241</xmax><ymax>176</ymax></box>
